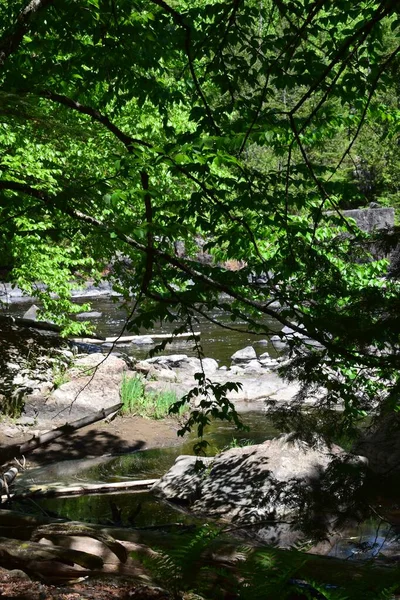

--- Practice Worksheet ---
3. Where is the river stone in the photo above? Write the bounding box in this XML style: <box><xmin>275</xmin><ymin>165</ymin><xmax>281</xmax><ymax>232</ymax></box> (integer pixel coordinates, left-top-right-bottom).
<box><xmin>153</xmin><ymin>435</ymin><xmax>367</xmax><ymax>540</ymax></box>
<box><xmin>76</xmin><ymin>311</ymin><xmax>103</xmax><ymax>319</ymax></box>
<box><xmin>36</xmin><ymin>354</ymin><xmax>131</xmax><ymax>422</ymax></box>
<box><xmin>147</xmin><ymin>355</ymin><xmax>202</xmax><ymax>374</ymax></box>
<box><xmin>243</xmin><ymin>359</ymin><xmax>263</xmax><ymax>372</ymax></box>
<box><xmin>72</xmin><ymin>353</ymin><xmax>127</xmax><ymax>374</ymax></box>
<box><xmin>231</xmin><ymin>346</ymin><xmax>257</xmax><ymax>363</ymax></box>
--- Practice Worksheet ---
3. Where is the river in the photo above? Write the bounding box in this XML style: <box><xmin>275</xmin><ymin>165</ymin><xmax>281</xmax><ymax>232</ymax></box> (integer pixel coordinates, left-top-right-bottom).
<box><xmin>4</xmin><ymin>294</ymin><xmax>282</xmax><ymax>365</ymax></box>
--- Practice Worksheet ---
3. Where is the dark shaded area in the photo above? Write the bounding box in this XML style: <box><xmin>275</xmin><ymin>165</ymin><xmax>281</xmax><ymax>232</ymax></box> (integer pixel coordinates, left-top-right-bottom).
<box><xmin>24</xmin><ymin>428</ymin><xmax>146</xmax><ymax>465</ymax></box>
<box><xmin>0</xmin><ymin>318</ymin><xmax>68</xmax><ymax>416</ymax></box>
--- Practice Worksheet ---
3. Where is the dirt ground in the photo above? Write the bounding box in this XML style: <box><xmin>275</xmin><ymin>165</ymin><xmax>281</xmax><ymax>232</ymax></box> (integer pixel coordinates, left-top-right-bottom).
<box><xmin>0</xmin><ymin>414</ymin><xmax>183</xmax><ymax>468</ymax></box>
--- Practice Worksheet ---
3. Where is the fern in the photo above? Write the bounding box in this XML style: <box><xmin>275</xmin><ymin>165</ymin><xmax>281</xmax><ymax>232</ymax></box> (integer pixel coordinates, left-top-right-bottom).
<box><xmin>131</xmin><ymin>527</ymin><xmax>399</xmax><ymax>600</ymax></box>
<box><xmin>133</xmin><ymin>525</ymin><xmax>220</xmax><ymax>599</ymax></box>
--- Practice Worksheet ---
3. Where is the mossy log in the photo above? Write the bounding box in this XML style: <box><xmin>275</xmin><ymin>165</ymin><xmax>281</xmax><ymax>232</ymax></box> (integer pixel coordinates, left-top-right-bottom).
<box><xmin>0</xmin><ymin>536</ymin><xmax>103</xmax><ymax>581</ymax></box>
<box><xmin>31</xmin><ymin>523</ymin><xmax>128</xmax><ymax>563</ymax></box>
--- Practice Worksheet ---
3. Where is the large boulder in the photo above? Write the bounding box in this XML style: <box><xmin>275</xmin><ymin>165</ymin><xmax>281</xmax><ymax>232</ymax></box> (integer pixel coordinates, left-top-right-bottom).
<box><xmin>153</xmin><ymin>435</ymin><xmax>367</xmax><ymax>545</ymax></box>
<box><xmin>25</xmin><ymin>353</ymin><xmax>130</xmax><ymax>424</ymax></box>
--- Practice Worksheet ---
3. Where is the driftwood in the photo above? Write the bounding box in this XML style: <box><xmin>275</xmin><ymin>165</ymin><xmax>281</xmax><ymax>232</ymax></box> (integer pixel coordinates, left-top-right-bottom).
<box><xmin>0</xmin><ymin>402</ymin><xmax>123</xmax><ymax>467</ymax></box>
<box><xmin>31</xmin><ymin>523</ymin><xmax>128</xmax><ymax>563</ymax></box>
<box><xmin>0</xmin><ymin>466</ymin><xmax>19</xmax><ymax>494</ymax></box>
<box><xmin>6</xmin><ymin>478</ymin><xmax>158</xmax><ymax>502</ymax></box>
<box><xmin>0</xmin><ymin>536</ymin><xmax>103</xmax><ymax>579</ymax></box>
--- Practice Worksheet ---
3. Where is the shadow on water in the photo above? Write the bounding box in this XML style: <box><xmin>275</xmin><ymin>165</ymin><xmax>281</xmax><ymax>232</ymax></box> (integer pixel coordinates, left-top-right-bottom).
<box><xmin>14</xmin><ymin>412</ymin><xmax>278</xmax><ymax>525</ymax></box>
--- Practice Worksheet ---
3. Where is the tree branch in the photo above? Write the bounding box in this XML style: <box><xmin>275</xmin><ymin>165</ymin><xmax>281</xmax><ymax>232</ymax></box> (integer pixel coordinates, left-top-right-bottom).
<box><xmin>0</xmin><ymin>0</ymin><xmax>54</xmax><ymax>68</ymax></box>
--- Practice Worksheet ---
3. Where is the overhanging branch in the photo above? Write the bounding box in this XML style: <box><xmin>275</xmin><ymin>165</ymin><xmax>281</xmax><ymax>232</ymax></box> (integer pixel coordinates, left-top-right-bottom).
<box><xmin>0</xmin><ymin>0</ymin><xmax>54</xmax><ymax>68</ymax></box>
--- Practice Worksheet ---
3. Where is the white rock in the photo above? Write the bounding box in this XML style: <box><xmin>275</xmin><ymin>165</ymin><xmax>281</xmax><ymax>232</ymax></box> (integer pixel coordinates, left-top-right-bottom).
<box><xmin>231</xmin><ymin>346</ymin><xmax>257</xmax><ymax>363</ymax></box>
<box><xmin>244</xmin><ymin>359</ymin><xmax>263</xmax><ymax>371</ymax></box>
<box><xmin>202</xmin><ymin>358</ymin><xmax>219</xmax><ymax>374</ymax></box>
<box><xmin>156</xmin><ymin>368</ymin><xmax>178</xmax><ymax>383</ymax></box>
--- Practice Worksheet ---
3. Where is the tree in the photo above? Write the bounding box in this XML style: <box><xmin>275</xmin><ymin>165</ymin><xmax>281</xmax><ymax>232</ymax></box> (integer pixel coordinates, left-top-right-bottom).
<box><xmin>1</xmin><ymin>0</ymin><xmax>400</xmax><ymax>445</ymax></box>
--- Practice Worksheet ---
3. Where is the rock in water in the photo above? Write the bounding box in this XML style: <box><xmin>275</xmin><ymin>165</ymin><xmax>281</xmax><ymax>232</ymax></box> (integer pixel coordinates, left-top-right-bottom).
<box><xmin>231</xmin><ymin>346</ymin><xmax>257</xmax><ymax>364</ymax></box>
<box><xmin>153</xmin><ymin>434</ymin><xmax>367</xmax><ymax>546</ymax></box>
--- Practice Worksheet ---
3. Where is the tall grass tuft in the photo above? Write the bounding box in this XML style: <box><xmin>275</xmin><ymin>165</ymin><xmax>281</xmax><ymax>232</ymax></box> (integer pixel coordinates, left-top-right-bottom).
<box><xmin>120</xmin><ymin>375</ymin><xmax>185</xmax><ymax>419</ymax></box>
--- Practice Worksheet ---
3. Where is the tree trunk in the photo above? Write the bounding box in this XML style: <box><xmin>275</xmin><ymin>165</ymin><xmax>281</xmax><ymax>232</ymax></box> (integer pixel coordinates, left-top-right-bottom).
<box><xmin>6</xmin><ymin>478</ymin><xmax>158</xmax><ymax>502</ymax></box>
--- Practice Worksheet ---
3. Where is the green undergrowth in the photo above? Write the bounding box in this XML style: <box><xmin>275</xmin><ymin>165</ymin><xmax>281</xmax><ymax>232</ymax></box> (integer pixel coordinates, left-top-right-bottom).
<box><xmin>120</xmin><ymin>374</ymin><xmax>186</xmax><ymax>419</ymax></box>
<box><xmin>131</xmin><ymin>525</ymin><xmax>399</xmax><ymax>600</ymax></box>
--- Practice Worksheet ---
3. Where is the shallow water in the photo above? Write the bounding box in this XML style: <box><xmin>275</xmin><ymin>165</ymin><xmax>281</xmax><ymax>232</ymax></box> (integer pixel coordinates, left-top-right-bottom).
<box><xmin>4</xmin><ymin>295</ymin><xmax>281</xmax><ymax>365</ymax></box>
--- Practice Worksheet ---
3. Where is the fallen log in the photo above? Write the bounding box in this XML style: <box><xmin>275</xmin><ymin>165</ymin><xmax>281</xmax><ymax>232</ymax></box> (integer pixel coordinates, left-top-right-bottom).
<box><xmin>31</xmin><ymin>523</ymin><xmax>128</xmax><ymax>562</ymax></box>
<box><xmin>0</xmin><ymin>402</ymin><xmax>123</xmax><ymax>467</ymax></box>
<box><xmin>6</xmin><ymin>478</ymin><xmax>158</xmax><ymax>501</ymax></box>
<box><xmin>0</xmin><ymin>466</ymin><xmax>19</xmax><ymax>493</ymax></box>
<box><xmin>0</xmin><ymin>536</ymin><xmax>103</xmax><ymax>579</ymax></box>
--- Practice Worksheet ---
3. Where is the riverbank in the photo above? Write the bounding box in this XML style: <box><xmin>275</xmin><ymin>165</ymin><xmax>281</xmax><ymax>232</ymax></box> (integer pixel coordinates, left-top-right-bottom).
<box><xmin>0</xmin><ymin>414</ymin><xmax>182</xmax><ymax>469</ymax></box>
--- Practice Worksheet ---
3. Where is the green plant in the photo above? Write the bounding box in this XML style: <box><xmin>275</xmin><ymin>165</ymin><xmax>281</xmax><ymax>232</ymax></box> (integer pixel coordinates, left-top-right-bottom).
<box><xmin>120</xmin><ymin>375</ymin><xmax>184</xmax><ymax>419</ymax></box>
<box><xmin>120</xmin><ymin>375</ymin><xmax>146</xmax><ymax>415</ymax></box>
<box><xmin>223</xmin><ymin>438</ymin><xmax>253</xmax><ymax>451</ymax></box>
<box><xmin>133</xmin><ymin>527</ymin><xmax>399</xmax><ymax>600</ymax></box>
<box><xmin>52</xmin><ymin>364</ymin><xmax>70</xmax><ymax>389</ymax></box>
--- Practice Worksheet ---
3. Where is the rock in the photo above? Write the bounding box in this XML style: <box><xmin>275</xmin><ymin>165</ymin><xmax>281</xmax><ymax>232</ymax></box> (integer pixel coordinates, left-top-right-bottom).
<box><xmin>53</xmin><ymin>348</ymin><xmax>74</xmax><ymax>360</ymax></box>
<box><xmin>243</xmin><ymin>359</ymin><xmax>263</xmax><ymax>372</ymax></box>
<box><xmin>152</xmin><ymin>455</ymin><xmax>213</xmax><ymax>502</ymax></box>
<box><xmin>147</xmin><ymin>355</ymin><xmax>201</xmax><ymax>374</ymax></box>
<box><xmin>16</xmin><ymin>416</ymin><xmax>36</xmax><ymax>426</ymax></box>
<box><xmin>153</xmin><ymin>436</ymin><xmax>367</xmax><ymax>545</ymax></box>
<box><xmin>72</xmin><ymin>353</ymin><xmax>127</xmax><ymax>374</ymax></box>
<box><xmin>259</xmin><ymin>357</ymin><xmax>279</xmax><ymax>368</ymax></box>
<box><xmin>135</xmin><ymin>361</ymin><xmax>154</xmax><ymax>375</ymax></box>
<box><xmin>1</xmin><ymin>425</ymin><xmax>20</xmax><ymax>437</ymax></box>
<box><xmin>259</xmin><ymin>351</ymin><xmax>270</xmax><ymax>360</ymax></box>
<box><xmin>202</xmin><ymin>358</ymin><xmax>219</xmax><ymax>374</ymax></box>
<box><xmin>70</xmin><ymin>342</ymin><xmax>103</xmax><ymax>354</ymax></box>
<box><xmin>156</xmin><ymin>368</ymin><xmax>178</xmax><ymax>383</ymax></box>
<box><xmin>22</xmin><ymin>304</ymin><xmax>39</xmax><ymax>320</ymax></box>
<box><xmin>28</xmin><ymin>354</ymin><xmax>131</xmax><ymax>423</ymax></box>
<box><xmin>76</xmin><ymin>311</ymin><xmax>103</xmax><ymax>319</ymax></box>
<box><xmin>4</xmin><ymin>568</ymin><xmax>31</xmax><ymax>581</ymax></box>
<box><xmin>6</xmin><ymin>362</ymin><xmax>20</xmax><ymax>371</ymax></box>
<box><xmin>231</xmin><ymin>346</ymin><xmax>257</xmax><ymax>364</ymax></box>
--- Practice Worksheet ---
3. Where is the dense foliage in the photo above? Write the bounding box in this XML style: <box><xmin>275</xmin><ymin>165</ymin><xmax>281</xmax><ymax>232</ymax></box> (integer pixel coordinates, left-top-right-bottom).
<box><xmin>1</xmin><ymin>0</ymin><xmax>400</xmax><ymax>442</ymax></box>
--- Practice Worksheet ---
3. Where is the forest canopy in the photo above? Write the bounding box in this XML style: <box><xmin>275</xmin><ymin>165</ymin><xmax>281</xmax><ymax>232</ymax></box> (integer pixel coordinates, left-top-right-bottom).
<box><xmin>2</xmin><ymin>0</ymin><xmax>400</xmax><ymax>441</ymax></box>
